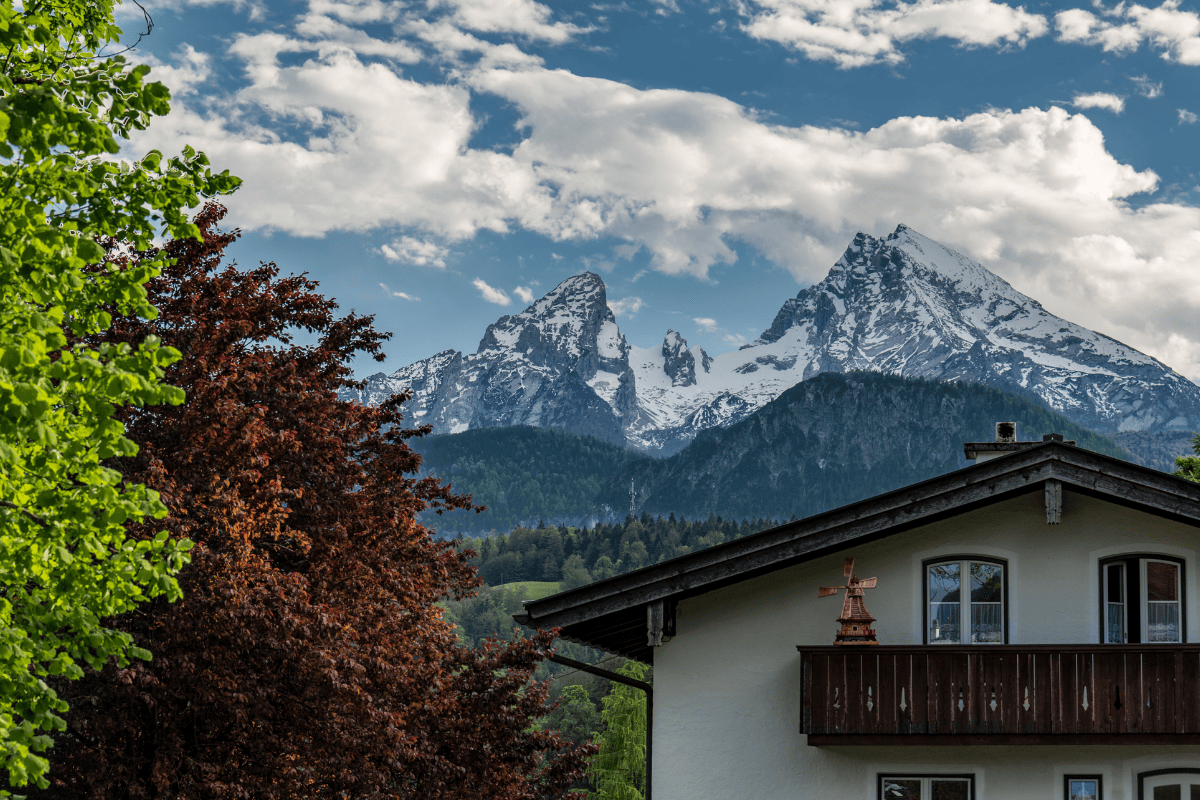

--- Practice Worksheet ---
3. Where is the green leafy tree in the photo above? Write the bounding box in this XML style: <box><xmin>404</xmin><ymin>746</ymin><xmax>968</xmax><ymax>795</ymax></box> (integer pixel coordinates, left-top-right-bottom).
<box><xmin>0</xmin><ymin>0</ymin><xmax>236</xmax><ymax>791</ymax></box>
<box><xmin>560</xmin><ymin>553</ymin><xmax>592</xmax><ymax>591</ymax></box>
<box><xmin>1173</xmin><ymin>433</ymin><xmax>1200</xmax><ymax>482</ymax></box>
<box><xmin>543</xmin><ymin>683</ymin><xmax>602</xmax><ymax>747</ymax></box>
<box><xmin>588</xmin><ymin>661</ymin><xmax>649</xmax><ymax>800</ymax></box>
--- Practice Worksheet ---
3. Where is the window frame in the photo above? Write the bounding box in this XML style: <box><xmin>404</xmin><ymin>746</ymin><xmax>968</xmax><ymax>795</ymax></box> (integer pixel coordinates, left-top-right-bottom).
<box><xmin>1098</xmin><ymin>554</ymin><xmax>1186</xmax><ymax>644</ymax></box>
<box><xmin>1065</xmin><ymin>774</ymin><xmax>1103</xmax><ymax>800</ymax></box>
<box><xmin>923</xmin><ymin>555</ymin><xmax>1009</xmax><ymax>645</ymax></box>
<box><xmin>878</xmin><ymin>773</ymin><xmax>975</xmax><ymax>800</ymax></box>
<box><xmin>1137</xmin><ymin>767</ymin><xmax>1200</xmax><ymax>800</ymax></box>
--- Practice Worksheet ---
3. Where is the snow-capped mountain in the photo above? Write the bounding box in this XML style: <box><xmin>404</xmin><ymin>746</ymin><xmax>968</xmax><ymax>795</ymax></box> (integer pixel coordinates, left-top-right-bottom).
<box><xmin>349</xmin><ymin>272</ymin><xmax>637</xmax><ymax>446</ymax></box>
<box><xmin>347</xmin><ymin>225</ymin><xmax>1200</xmax><ymax>454</ymax></box>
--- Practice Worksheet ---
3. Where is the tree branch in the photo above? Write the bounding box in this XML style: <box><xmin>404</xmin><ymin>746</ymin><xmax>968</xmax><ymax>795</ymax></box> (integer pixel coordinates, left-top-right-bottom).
<box><xmin>0</xmin><ymin>500</ymin><xmax>51</xmax><ymax>528</ymax></box>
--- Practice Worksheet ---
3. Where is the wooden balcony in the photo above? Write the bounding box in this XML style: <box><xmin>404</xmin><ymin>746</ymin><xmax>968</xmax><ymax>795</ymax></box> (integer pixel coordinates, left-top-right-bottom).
<box><xmin>798</xmin><ymin>644</ymin><xmax>1200</xmax><ymax>745</ymax></box>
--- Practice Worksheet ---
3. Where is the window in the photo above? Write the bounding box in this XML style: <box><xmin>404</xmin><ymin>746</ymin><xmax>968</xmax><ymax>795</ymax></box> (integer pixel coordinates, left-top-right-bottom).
<box><xmin>925</xmin><ymin>557</ymin><xmax>1006</xmax><ymax>644</ymax></box>
<box><xmin>1138</xmin><ymin>769</ymin><xmax>1200</xmax><ymax>800</ymax></box>
<box><xmin>880</xmin><ymin>774</ymin><xmax>973</xmax><ymax>800</ymax></box>
<box><xmin>1101</xmin><ymin>555</ymin><xmax>1184</xmax><ymax>643</ymax></box>
<box><xmin>1065</xmin><ymin>775</ymin><xmax>1102</xmax><ymax>800</ymax></box>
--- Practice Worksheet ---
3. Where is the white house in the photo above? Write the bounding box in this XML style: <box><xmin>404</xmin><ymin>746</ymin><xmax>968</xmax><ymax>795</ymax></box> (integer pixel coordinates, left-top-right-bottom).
<box><xmin>518</xmin><ymin>430</ymin><xmax>1200</xmax><ymax>800</ymax></box>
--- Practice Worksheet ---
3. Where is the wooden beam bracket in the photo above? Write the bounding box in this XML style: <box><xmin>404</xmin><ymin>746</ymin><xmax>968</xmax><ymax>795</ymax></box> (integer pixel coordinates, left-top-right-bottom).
<box><xmin>1045</xmin><ymin>478</ymin><xmax>1063</xmax><ymax>524</ymax></box>
<box><xmin>647</xmin><ymin>599</ymin><xmax>676</xmax><ymax>646</ymax></box>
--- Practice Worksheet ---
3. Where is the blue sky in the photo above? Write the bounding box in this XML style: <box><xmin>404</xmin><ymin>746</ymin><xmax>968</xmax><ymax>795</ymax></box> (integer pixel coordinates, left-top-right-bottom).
<box><xmin>122</xmin><ymin>0</ymin><xmax>1200</xmax><ymax>379</ymax></box>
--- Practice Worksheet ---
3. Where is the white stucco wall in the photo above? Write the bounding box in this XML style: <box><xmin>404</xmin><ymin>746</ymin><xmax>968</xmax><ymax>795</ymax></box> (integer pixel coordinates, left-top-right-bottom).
<box><xmin>653</xmin><ymin>489</ymin><xmax>1200</xmax><ymax>800</ymax></box>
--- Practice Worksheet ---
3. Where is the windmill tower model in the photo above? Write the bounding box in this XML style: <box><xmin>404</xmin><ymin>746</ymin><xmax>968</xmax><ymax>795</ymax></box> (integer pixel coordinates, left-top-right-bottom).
<box><xmin>818</xmin><ymin>557</ymin><xmax>879</xmax><ymax>645</ymax></box>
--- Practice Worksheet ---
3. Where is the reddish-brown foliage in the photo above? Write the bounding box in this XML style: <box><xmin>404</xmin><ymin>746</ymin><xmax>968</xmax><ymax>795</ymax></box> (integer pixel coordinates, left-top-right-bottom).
<box><xmin>38</xmin><ymin>203</ymin><xmax>593</xmax><ymax>799</ymax></box>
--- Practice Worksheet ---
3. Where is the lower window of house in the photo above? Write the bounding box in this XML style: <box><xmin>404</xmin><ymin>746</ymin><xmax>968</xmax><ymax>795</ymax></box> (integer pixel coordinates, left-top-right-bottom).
<box><xmin>879</xmin><ymin>775</ymin><xmax>972</xmax><ymax>800</ymax></box>
<box><xmin>1142</xmin><ymin>771</ymin><xmax>1200</xmax><ymax>800</ymax></box>
<box><xmin>1065</xmin><ymin>775</ymin><xmax>1101</xmax><ymax>800</ymax></box>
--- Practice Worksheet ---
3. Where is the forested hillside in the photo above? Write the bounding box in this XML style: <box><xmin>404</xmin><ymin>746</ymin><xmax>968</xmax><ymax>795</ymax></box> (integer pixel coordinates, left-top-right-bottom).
<box><xmin>413</xmin><ymin>426</ymin><xmax>647</xmax><ymax>534</ymax></box>
<box><xmin>455</xmin><ymin>515</ymin><xmax>771</xmax><ymax>604</ymax></box>
<box><xmin>597</xmin><ymin>372</ymin><xmax>1132</xmax><ymax>520</ymax></box>
<box><xmin>414</xmin><ymin>372</ymin><xmax>1137</xmax><ymax>534</ymax></box>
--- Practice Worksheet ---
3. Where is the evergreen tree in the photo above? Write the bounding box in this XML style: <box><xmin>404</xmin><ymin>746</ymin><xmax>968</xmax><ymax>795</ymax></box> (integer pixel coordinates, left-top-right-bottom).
<box><xmin>588</xmin><ymin>661</ymin><xmax>649</xmax><ymax>800</ymax></box>
<box><xmin>1173</xmin><ymin>433</ymin><xmax>1200</xmax><ymax>482</ymax></box>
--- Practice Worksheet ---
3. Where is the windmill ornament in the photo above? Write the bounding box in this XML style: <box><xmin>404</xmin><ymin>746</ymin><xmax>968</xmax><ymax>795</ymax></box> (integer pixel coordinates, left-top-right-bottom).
<box><xmin>819</xmin><ymin>557</ymin><xmax>879</xmax><ymax>645</ymax></box>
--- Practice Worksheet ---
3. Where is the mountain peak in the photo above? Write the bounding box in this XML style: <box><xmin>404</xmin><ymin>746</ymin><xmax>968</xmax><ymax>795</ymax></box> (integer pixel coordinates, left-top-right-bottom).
<box><xmin>477</xmin><ymin>272</ymin><xmax>615</xmax><ymax>358</ymax></box>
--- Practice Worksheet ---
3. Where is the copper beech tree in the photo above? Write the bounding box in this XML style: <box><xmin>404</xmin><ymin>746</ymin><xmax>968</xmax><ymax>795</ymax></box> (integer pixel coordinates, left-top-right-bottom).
<box><xmin>36</xmin><ymin>203</ymin><xmax>592</xmax><ymax>799</ymax></box>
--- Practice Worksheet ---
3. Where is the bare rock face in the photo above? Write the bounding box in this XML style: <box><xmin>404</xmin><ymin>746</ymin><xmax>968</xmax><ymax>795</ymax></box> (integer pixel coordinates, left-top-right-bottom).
<box><xmin>661</xmin><ymin>330</ymin><xmax>711</xmax><ymax>387</ymax></box>
<box><xmin>345</xmin><ymin>226</ymin><xmax>1200</xmax><ymax>455</ymax></box>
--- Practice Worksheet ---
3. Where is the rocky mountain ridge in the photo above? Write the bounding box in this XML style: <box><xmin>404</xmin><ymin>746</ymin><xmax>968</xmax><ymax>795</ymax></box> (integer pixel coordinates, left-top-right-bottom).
<box><xmin>346</xmin><ymin>225</ymin><xmax>1200</xmax><ymax>456</ymax></box>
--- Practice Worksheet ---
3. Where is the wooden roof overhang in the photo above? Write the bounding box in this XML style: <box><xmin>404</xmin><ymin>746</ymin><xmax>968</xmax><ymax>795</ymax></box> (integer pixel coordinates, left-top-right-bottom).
<box><xmin>515</xmin><ymin>442</ymin><xmax>1200</xmax><ymax>664</ymax></box>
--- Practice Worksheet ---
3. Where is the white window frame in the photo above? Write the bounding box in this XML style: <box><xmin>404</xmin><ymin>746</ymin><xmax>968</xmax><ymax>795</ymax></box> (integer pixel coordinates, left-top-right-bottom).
<box><xmin>1101</xmin><ymin>555</ymin><xmax>1184</xmax><ymax>644</ymax></box>
<box><xmin>925</xmin><ymin>557</ymin><xmax>1006</xmax><ymax>645</ymax></box>
<box><xmin>879</xmin><ymin>774</ymin><xmax>974</xmax><ymax>800</ymax></box>
<box><xmin>1142</xmin><ymin>558</ymin><xmax>1182</xmax><ymax>644</ymax></box>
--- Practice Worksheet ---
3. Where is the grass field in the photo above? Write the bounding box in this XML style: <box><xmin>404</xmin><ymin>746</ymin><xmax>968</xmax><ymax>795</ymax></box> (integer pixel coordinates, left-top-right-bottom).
<box><xmin>495</xmin><ymin>581</ymin><xmax>561</xmax><ymax>601</ymax></box>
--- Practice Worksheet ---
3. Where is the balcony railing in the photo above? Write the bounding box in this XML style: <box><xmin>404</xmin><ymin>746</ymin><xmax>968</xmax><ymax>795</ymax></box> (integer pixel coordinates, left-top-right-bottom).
<box><xmin>798</xmin><ymin>644</ymin><xmax>1200</xmax><ymax>745</ymax></box>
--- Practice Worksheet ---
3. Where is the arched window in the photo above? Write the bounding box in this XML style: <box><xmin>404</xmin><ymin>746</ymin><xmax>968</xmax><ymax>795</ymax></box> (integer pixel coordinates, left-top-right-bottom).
<box><xmin>924</xmin><ymin>557</ymin><xmax>1006</xmax><ymax>644</ymax></box>
<box><xmin>1138</xmin><ymin>768</ymin><xmax>1200</xmax><ymax>799</ymax></box>
<box><xmin>1101</xmin><ymin>555</ymin><xmax>1184</xmax><ymax>644</ymax></box>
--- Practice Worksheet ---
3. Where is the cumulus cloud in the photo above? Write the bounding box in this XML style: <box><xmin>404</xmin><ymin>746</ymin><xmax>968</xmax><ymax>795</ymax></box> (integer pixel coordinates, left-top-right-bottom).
<box><xmin>427</xmin><ymin>0</ymin><xmax>589</xmax><ymax>42</ymax></box>
<box><xmin>130</xmin><ymin>44</ymin><xmax>523</xmax><ymax>237</ymax></box>
<box><xmin>473</xmin><ymin>278</ymin><xmax>512</xmax><ymax>305</ymax></box>
<box><xmin>693</xmin><ymin>317</ymin><xmax>719</xmax><ymax>332</ymax></box>
<box><xmin>1180</xmin><ymin>109</ymin><xmax>1199</xmax><ymax>123</ymax></box>
<box><xmin>1055</xmin><ymin>0</ymin><xmax>1200</xmax><ymax>65</ymax></box>
<box><xmin>140</xmin><ymin>45</ymin><xmax>213</xmax><ymax>95</ymax></box>
<box><xmin>740</xmin><ymin>0</ymin><xmax>1048</xmax><ymax>68</ymax></box>
<box><xmin>379</xmin><ymin>282</ymin><xmax>419</xmax><ymax>300</ymax></box>
<box><xmin>609</xmin><ymin>296</ymin><xmax>646</xmax><ymax>317</ymax></box>
<box><xmin>1130</xmin><ymin>74</ymin><xmax>1163</xmax><ymax>97</ymax></box>
<box><xmin>118</xmin><ymin>0</ymin><xmax>268</xmax><ymax>21</ymax></box>
<box><xmin>1072</xmin><ymin>92</ymin><xmax>1125</xmax><ymax>113</ymax></box>
<box><xmin>380</xmin><ymin>236</ymin><xmax>451</xmax><ymax>267</ymax></box>
<box><xmin>514</xmin><ymin>285</ymin><xmax>535</xmax><ymax>303</ymax></box>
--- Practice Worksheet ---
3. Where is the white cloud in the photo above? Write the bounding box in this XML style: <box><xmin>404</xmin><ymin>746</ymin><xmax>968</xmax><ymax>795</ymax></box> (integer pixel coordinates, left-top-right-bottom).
<box><xmin>1055</xmin><ymin>1</ymin><xmax>1200</xmax><ymax>65</ymax></box>
<box><xmin>1072</xmin><ymin>92</ymin><xmax>1125</xmax><ymax>113</ymax></box>
<box><xmin>740</xmin><ymin>0</ymin><xmax>1048</xmax><ymax>68</ymax></box>
<box><xmin>379</xmin><ymin>282</ymin><xmax>419</xmax><ymax>300</ymax></box>
<box><xmin>609</xmin><ymin>296</ymin><xmax>646</xmax><ymax>317</ymax></box>
<box><xmin>1180</xmin><ymin>109</ymin><xmax>1200</xmax><ymax>123</ymax></box>
<box><xmin>118</xmin><ymin>0</ymin><xmax>267</xmax><ymax>21</ymax></box>
<box><xmin>130</xmin><ymin>44</ymin><xmax>524</xmax><ymax>237</ymax></box>
<box><xmin>513</xmin><ymin>285</ymin><xmax>535</xmax><ymax>303</ymax></box>
<box><xmin>1130</xmin><ymin>74</ymin><xmax>1163</xmax><ymax>98</ymax></box>
<box><xmin>380</xmin><ymin>236</ymin><xmax>451</xmax><ymax>267</ymax></box>
<box><xmin>140</xmin><ymin>45</ymin><xmax>213</xmax><ymax>95</ymax></box>
<box><xmin>473</xmin><ymin>278</ymin><xmax>512</xmax><ymax>305</ymax></box>
<box><xmin>427</xmin><ymin>0</ymin><xmax>589</xmax><ymax>43</ymax></box>
<box><xmin>693</xmin><ymin>317</ymin><xmax>719</xmax><ymax>332</ymax></box>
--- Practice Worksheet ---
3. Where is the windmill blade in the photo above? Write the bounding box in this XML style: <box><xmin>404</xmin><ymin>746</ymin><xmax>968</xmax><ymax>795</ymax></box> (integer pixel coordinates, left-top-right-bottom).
<box><xmin>818</xmin><ymin>587</ymin><xmax>840</xmax><ymax>597</ymax></box>
<box><xmin>843</xmin><ymin>557</ymin><xmax>855</xmax><ymax>579</ymax></box>
<box><xmin>856</xmin><ymin>577</ymin><xmax>878</xmax><ymax>589</ymax></box>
